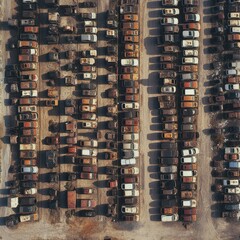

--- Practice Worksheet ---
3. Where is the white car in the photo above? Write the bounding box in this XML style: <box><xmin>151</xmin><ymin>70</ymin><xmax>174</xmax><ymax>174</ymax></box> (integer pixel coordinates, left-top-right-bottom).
<box><xmin>121</xmin><ymin>59</ymin><xmax>139</xmax><ymax>66</ymax></box>
<box><xmin>181</xmin><ymin>156</ymin><xmax>197</xmax><ymax>163</ymax></box>
<box><xmin>226</xmin><ymin>69</ymin><xmax>240</xmax><ymax>76</ymax></box>
<box><xmin>223</xmin><ymin>179</ymin><xmax>239</xmax><ymax>186</ymax></box>
<box><xmin>183</xmin><ymin>50</ymin><xmax>199</xmax><ymax>56</ymax></box>
<box><xmin>225</xmin><ymin>187</ymin><xmax>240</xmax><ymax>194</ymax></box>
<box><xmin>162</xmin><ymin>8</ymin><xmax>179</xmax><ymax>16</ymax></box>
<box><xmin>121</xmin><ymin>183</ymin><xmax>138</xmax><ymax>190</ymax></box>
<box><xmin>181</xmin><ymin>199</ymin><xmax>197</xmax><ymax>208</ymax></box>
<box><xmin>182</xmin><ymin>30</ymin><xmax>200</xmax><ymax>39</ymax></box>
<box><xmin>123</xmin><ymin>142</ymin><xmax>139</xmax><ymax>150</ymax></box>
<box><xmin>182</xmin><ymin>148</ymin><xmax>199</xmax><ymax>156</ymax></box>
<box><xmin>120</xmin><ymin>158</ymin><xmax>136</xmax><ymax>166</ymax></box>
<box><xmin>161</xmin><ymin>214</ymin><xmax>179</xmax><ymax>222</ymax></box>
<box><xmin>161</xmin><ymin>86</ymin><xmax>176</xmax><ymax>93</ymax></box>
<box><xmin>181</xmin><ymin>40</ymin><xmax>199</xmax><ymax>48</ymax></box>
<box><xmin>182</xmin><ymin>57</ymin><xmax>199</xmax><ymax>65</ymax></box>
<box><xmin>225</xmin><ymin>84</ymin><xmax>240</xmax><ymax>91</ymax></box>
<box><xmin>121</xmin><ymin>102</ymin><xmax>139</xmax><ymax>110</ymax></box>
<box><xmin>121</xmin><ymin>206</ymin><xmax>139</xmax><ymax>214</ymax></box>
<box><xmin>225</xmin><ymin>147</ymin><xmax>240</xmax><ymax>154</ymax></box>
<box><xmin>24</xmin><ymin>188</ymin><xmax>37</xmax><ymax>195</ymax></box>
<box><xmin>160</xmin><ymin>17</ymin><xmax>179</xmax><ymax>25</ymax></box>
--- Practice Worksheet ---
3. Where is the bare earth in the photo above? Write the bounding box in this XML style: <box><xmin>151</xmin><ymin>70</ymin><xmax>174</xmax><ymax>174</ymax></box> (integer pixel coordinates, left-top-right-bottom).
<box><xmin>0</xmin><ymin>0</ymin><xmax>239</xmax><ymax>240</ymax></box>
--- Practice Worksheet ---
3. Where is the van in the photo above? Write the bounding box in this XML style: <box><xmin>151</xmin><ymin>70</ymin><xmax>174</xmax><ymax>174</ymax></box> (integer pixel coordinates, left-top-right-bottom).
<box><xmin>181</xmin><ymin>102</ymin><xmax>198</xmax><ymax>108</ymax></box>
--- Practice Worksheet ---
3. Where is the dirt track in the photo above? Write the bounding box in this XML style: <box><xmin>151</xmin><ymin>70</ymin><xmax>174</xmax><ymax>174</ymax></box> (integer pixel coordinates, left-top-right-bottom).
<box><xmin>0</xmin><ymin>1</ymin><xmax>239</xmax><ymax>240</ymax></box>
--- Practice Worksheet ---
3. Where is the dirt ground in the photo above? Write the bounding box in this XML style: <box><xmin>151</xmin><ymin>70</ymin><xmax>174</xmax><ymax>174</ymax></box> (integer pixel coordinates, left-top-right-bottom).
<box><xmin>0</xmin><ymin>0</ymin><xmax>239</xmax><ymax>240</ymax></box>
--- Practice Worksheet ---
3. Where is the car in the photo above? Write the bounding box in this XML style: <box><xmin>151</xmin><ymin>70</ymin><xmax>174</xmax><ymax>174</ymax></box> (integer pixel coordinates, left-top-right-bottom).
<box><xmin>225</xmin><ymin>91</ymin><xmax>240</xmax><ymax>99</ymax></box>
<box><xmin>161</xmin><ymin>214</ymin><xmax>179</xmax><ymax>222</ymax></box>
<box><xmin>160</xmin><ymin>18</ymin><xmax>179</xmax><ymax>25</ymax></box>
<box><xmin>185</xmin><ymin>14</ymin><xmax>200</xmax><ymax>22</ymax></box>
<box><xmin>182</xmin><ymin>30</ymin><xmax>199</xmax><ymax>38</ymax></box>
<box><xmin>160</xmin><ymin>173</ymin><xmax>177</xmax><ymax>181</ymax></box>
<box><xmin>182</xmin><ymin>109</ymin><xmax>198</xmax><ymax>116</ymax></box>
<box><xmin>161</xmin><ymin>8</ymin><xmax>180</xmax><ymax>16</ymax></box>
<box><xmin>80</xmin><ymin>83</ymin><xmax>97</xmax><ymax>90</ymax></box>
<box><xmin>180</xmin><ymin>132</ymin><xmax>199</xmax><ymax>140</ymax></box>
<box><xmin>225</xmin><ymin>84</ymin><xmax>240</xmax><ymax>91</ymax></box>
<box><xmin>18</xmin><ymin>113</ymin><xmax>38</xmax><ymax>121</ymax></box>
<box><xmin>78</xmin><ymin>209</ymin><xmax>96</xmax><ymax>217</ymax></box>
<box><xmin>161</xmin><ymin>86</ymin><xmax>176</xmax><ymax>93</ymax></box>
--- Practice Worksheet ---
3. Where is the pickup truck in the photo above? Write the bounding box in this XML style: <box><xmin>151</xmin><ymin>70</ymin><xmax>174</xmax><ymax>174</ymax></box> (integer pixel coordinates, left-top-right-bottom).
<box><xmin>79</xmin><ymin>158</ymin><xmax>97</xmax><ymax>165</ymax></box>
<box><xmin>18</xmin><ymin>55</ymin><xmax>38</xmax><ymax>62</ymax></box>
<box><xmin>80</xmin><ymin>199</ymin><xmax>97</xmax><ymax>208</ymax></box>
<box><xmin>81</xmin><ymin>121</ymin><xmax>97</xmax><ymax>129</ymax></box>
<box><xmin>80</xmin><ymin>172</ymin><xmax>97</xmax><ymax>180</ymax></box>
<box><xmin>23</xmin><ymin>26</ymin><xmax>39</xmax><ymax>33</ymax></box>
<box><xmin>19</xmin><ymin>144</ymin><xmax>36</xmax><ymax>151</ymax></box>
<box><xmin>19</xmin><ymin>213</ymin><xmax>38</xmax><ymax>223</ymax></box>
<box><xmin>80</xmin><ymin>58</ymin><xmax>95</xmax><ymax>65</ymax></box>
<box><xmin>21</xmin><ymin>90</ymin><xmax>38</xmax><ymax>97</ymax></box>
<box><xmin>120</xmin><ymin>167</ymin><xmax>139</xmax><ymax>175</ymax></box>
<box><xmin>20</xmin><ymin>49</ymin><xmax>38</xmax><ymax>55</ymax></box>
<box><xmin>20</xmin><ymin>82</ymin><xmax>37</xmax><ymax>90</ymax></box>
<box><xmin>18</xmin><ymin>41</ymin><xmax>38</xmax><ymax>48</ymax></box>
<box><xmin>181</xmin><ymin>199</ymin><xmax>197</xmax><ymax>208</ymax></box>
<box><xmin>124</xmin><ymin>190</ymin><xmax>139</xmax><ymax>197</ymax></box>
<box><xmin>80</xmin><ymin>105</ymin><xmax>97</xmax><ymax>113</ymax></box>
<box><xmin>80</xmin><ymin>98</ymin><xmax>97</xmax><ymax>106</ymax></box>
<box><xmin>79</xmin><ymin>149</ymin><xmax>97</xmax><ymax>157</ymax></box>
<box><xmin>19</xmin><ymin>98</ymin><xmax>38</xmax><ymax>105</ymax></box>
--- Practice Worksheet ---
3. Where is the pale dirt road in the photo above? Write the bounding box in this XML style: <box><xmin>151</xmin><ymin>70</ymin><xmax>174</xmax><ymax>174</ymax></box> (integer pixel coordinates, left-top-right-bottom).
<box><xmin>0</xmin><ymin>1</ymin><xmax>239</xmax><ymax>240</ymax></box>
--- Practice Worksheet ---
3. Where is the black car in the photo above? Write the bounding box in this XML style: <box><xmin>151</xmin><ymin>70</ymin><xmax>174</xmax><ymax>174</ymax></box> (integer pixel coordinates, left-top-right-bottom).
<box><xmin>22</xmin><ymin>3</ymin><xmax>37</xmax><ymax>11</ymax></box>
<box><xmin>121</xmin><ymin>80</ymin><xmax>135</xmax><ymax>88</ymax></box>
<box><xmin>181</xmin><ymin>183</ymin><xmax>197</xmax><ymax>191</ymax></box>
<box><xmin>79</xmin><ymin>2</ymin><xmax>97</xmax><ymax>8</ymax></box>
<box><xmin>5</xmin><ymin>70</ymin><xmax>19</xmax><ymax>78</ymax></box>
<box><xmin>78</xmin><ymin>210</ymin><xmax>96</xmax><ymax>217</ymax></box>
<box><xmin>49</xmin><ymin>188</ymin><xmax>58</xmax><ymax>197</ymax></box>
<box><xmin>20</xmin><ymin>33</ymin><xmax>37</xmax><ymax>41</ymax></box>
<box><xmin>48</xmin><ymin>172</ymin><xmax>59</xmax><ymax>183</ymax></box>
<box><xmin>22</xmin><ymin>11</ymin><xmax>36</xmax><ymax>19</ymax></box>
<box><xmin>211</xmin><ymin>36</ymin><xmax>225</xmax><ymax>44</ymax></box>
<box><xmin>48</xmin><ymin>24</ymin><xmax>59</xmax><ymax>35</ymax></box>
<box><xmin>120</xmin><ymin>111</ymin><xmax>139</xmax><ymax>119</ymax></box>
<box><xmin>228</xmin><ymin>4</ymin><xmax>240</xmax><ymax>12</ymax></box>
<box><xmin>209</xmin><ymin>104</ymin><xmax>223</xmax><ymax>112</ymax></box>
<box><xmin>211</xmin><ymin>5</ymin><xmax>224</xmax><ymax>14</ymax></box>
<box><xmin>160</xmin><ymin>180</ymin><xmax>176</xmax><ymax>190</ymax></box>
<box><xmin>225</xmin><ymin>91</ymin><xmax>240</xmax><ymax>100</ymax></box>
<box><xmin>5</xmin><ymin>215</ymin><xmax>19</xmax><ymax>228</ymax></box>
<box><xmin>160</xmin><ymin>150</ymin><xmax>179</xmax><ymax>158</ymax></box>
<box><xmin>160</xmin><ymin>199</ymin><xmax>178</xmax><ymax>208</ymax></box>
<box><xmin>80</xmin><ymin>83</ymin><xmax>96</xmax><ymax>90</ymax></box>
<box><xmin>211</xmin><ymin>26</ymin><xmax>224</xmax><ymax>35</ymax></box>
<box><xmin>44</xmin><ymin>0</ymin><xmax>59</xmax><ymax>7</ymax></box>
<box><xmin>181</xmin><ymin>109</ymin><xmax>198</xmax><ymax>116</ymax></box>
<box><xmin>123</xmin><ymin>197</ymin><xmax>138</xmax><ymax>205</ymax></box>
<box><xmin>19</xmin><ymin>197</ymin><xmax>36</xmax><ymax>206</ymax></box>
<box><xmin>9</xmin><ymin>187</ymin><xmax>20</xmax><ymax>195</ymax></box>
<box><xmin>45</xmin><ymin>35</ymin><xmax>59</xmax><ymax>44</ymax></box>
<box><xmin>19</xmin><ymin>205</ymin><xmax>37</xmax><ymax>214</ymax></box>
<box><xmin>48</xmin><ymin>70</ymin><xmax>60</xmax><ymax>80</ymax></box>
<box><xmin>226</xmin><ymin>133</ymin><xmax>240</xmax><ymax>140</ymax></box>
<box><xmin>159</xmin><ymin>158</ymin><xmax>178</xmax><ymax>165</ymax></box>
<box><xmin>180</xmin><ymin>132</ymin><xmax>199</xmax><ymax>140</ymax></box>
<box><xmin>160</xmin><ymin>142</ymin><xmax>178</xmax><ymax>149</ymax></box>
<box><xmin>20</xmin><ymin>181</ymin><xmax>37</xmax><ymax>188</ymax></box>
